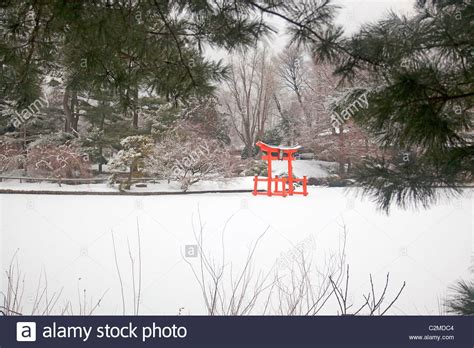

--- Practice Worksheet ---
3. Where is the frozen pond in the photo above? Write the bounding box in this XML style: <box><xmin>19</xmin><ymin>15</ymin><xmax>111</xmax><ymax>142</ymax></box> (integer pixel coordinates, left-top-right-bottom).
<box><xmin>1</xmin><ymin>188</ymin><xmax>472</xmax><ymax>315</ymax></box>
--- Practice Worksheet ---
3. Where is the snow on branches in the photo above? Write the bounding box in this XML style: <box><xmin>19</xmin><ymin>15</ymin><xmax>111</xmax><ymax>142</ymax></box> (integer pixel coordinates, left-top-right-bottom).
<box><xmin>26</xmin><ymin>144</ymin><xmax>91</xmax><ymax>178</ymax></box>
<box><xmin>150</xmin><ymin>136</ymin><xmax>233</xmax><ymax>191</ymax></box>
<box><xmin>108</xmin><ymin>135</ymin><xmax>155</xmax><ymax>189</ymax></box>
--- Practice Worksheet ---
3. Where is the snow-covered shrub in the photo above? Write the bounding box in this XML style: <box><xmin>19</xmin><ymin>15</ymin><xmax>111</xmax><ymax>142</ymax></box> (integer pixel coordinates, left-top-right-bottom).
<box><xmin>26</xmin><ymin>144</ymin><xmax>91</xmax><ymax>178</ymax></box>
<box><xmin>149</xmin><ymin>135</ymin><xmax>234</xmax><ymax>191</ymax></box>
<box><xmin>108</xmin><ymin>135</ymin><xmax>154</xmax><ymax>189</ymax></box>
<box><xmin>0</xmin><ymin>137</ymin><xmax>25</xmax><ymax>174</ymax></box>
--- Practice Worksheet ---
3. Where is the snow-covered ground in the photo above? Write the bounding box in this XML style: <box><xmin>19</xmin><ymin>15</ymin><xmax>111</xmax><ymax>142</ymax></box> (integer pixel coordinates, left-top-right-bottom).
<box><xmin>0</xmin><ymin>177</ymin><xmax>255</xmax><ymax>193</ymax></box>
<box><xmin>0</xmin><ymin>187</ymin><xmax>472</xmax><ymax>315</ymax></box>
<box><xmin>0</xmin><ymin>160</ymin><xmax>336</xmax><ymax>193</ymax></box>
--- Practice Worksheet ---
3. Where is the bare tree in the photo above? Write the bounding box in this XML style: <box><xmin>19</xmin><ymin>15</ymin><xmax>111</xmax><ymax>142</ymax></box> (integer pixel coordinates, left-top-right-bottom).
<box><xmin>330</xmin><ymin>270</ymin><xmax>406</xmax><ymax>316</ymax></box>
<box><xmin>183</xmin><ymin>210</ymin><xmax>275</xmax><ymax>315</ymax></box>
<box><xmin>111</xmin><ymin>218</ymin><xmax>143</xmax><ymax>315</ymax></box>
<box><xmin>223</xmin><ymin>47</ymin><xmax>276</xmax><ymax>157</ymax></box>
<box><xmin>271</xmin><ymin>226</ymin><xmax>347</xmax><ymax>315</ymax></box>
<box><xmin>277</xmin><ymin>45</ymin><xmax>312</xmax><ymax>128</ymax></box>
<box><xmin>1</xmin><ymin>251</ymin><xmax>108</xmax><ymax>315</ymax></box>
<box><xmin>186</xmin><ymin>215</ymin><xmax>406</xmax><ymax>316</ymax></box>
<box><xmin>286</xmin><ymin>59</ymin><xmax>377</xmax><ymax>174</ymax></box>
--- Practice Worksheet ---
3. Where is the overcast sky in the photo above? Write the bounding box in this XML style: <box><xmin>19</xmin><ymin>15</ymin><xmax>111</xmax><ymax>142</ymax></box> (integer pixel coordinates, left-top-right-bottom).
<box><xmin>208</xmin><ymin>0</ymin><xmax>417</xmax><ymax>60</ymax></box>
<box><xmin>266</xmin><ymin>0</ymin><xmax>417</xmax><ymax>52</ymax></box>
<box><xmin>335</xmin><ymin>0</ymin><xmax>415</xmax><ymax>34</ymax></box>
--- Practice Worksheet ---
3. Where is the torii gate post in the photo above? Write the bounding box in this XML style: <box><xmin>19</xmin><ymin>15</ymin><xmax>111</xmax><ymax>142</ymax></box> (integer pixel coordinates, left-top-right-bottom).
<box><xmin>252</xmin><ymin>141</ymin><xmax>308</xmax><ymax>197</ymax></box>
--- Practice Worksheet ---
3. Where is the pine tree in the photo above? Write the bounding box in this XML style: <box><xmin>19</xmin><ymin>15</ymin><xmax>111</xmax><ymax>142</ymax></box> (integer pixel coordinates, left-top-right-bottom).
<box><xmin>278</xmin><ymin>0</ymin><xmax>473</xmax><ymax>210</ymax></box>
<box><xmin>108</xmin><ymin>135</ymin><xmax>154</xmax><ymax>189</ymax></box>
<box><xmin>447</xmin><ymin>279</ymin><xmax>474</xmax><ymax>315</ymax></box>
<box><xmin>0</xmin><ymin>0</ymin><xmax>278</xmax><ymax>169</ymax></box>
<box><xmin>0</xmin><ymin>0</ymin><xmax>363</xmax><ymax>185</ymax></box>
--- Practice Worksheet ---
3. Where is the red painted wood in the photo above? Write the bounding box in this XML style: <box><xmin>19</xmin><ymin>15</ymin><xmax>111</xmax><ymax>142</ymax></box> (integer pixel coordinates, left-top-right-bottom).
<box><xmin>252</xmin><ymin>141</ymin><xmax>308</xmax><ymax>197</ymax></box>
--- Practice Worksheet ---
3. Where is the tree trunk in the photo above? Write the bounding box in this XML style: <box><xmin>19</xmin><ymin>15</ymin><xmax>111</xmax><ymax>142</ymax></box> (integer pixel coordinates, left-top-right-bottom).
<box><xmin>98</xmin><ymin>153</ymin><xmax>103</xmax><ymax>173</ymax></box>
<box><xmin>63</xmin><ymin>87</ymin><xmax>79</xmax><ymax>136</ymax></box>
<box><xmin>247</xmin><ymin>143</ymin><xmax>254</xmax><ymax>158</ymax></box>
<box><xmin>127</xmin><ymin>161</ymin><xmax>134</xmax><ymax>189</ymax></box>
<box><xmin>132</xmin><ymin>108</ymin><xmax>138</xmax><ymax>129</ymax></box>
<box><xmin>71</xmin><ymin>90</ymin><xmax>79</xmax><ymax>134</ymax></box>
<box><xmin>338</xmin><ymin>125</ymin><xmax>345</xmax><ymax>174</ymax></box>
<box><xmin>132</xmin><ymin>89</ymin><xmax>139</xmax><ymax>129</ymax></box>
<box><xmin>295</xmin><ymin>90</ymin><xmax>312</xmax><ymax>128</ymax></box>
<box><xmin>98</xmin><ymin>111</ymin><xmax>106</xmax><ymax>173</ymax></box>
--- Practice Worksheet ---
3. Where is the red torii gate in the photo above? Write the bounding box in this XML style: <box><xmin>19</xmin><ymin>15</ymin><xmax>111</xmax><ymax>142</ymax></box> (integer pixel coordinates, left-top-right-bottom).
<box><xmin>252</xmin><ymin>141</ymin><xmax>308</xmax><ymax>197</ymax></box>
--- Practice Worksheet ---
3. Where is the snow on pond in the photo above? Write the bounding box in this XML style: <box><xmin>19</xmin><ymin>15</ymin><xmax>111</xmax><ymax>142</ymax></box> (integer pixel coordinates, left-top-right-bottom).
<box><xmin>0</xmin><ymin>188</ymin><xmax>472</xmax><ymax>315</ymax></box>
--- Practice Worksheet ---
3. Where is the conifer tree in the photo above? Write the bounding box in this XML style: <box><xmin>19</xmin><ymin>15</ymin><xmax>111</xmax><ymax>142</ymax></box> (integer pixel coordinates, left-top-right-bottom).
<box><xmin>273</xmin><ymin>0</ymin><xmax>473</xmax><ymax>210</ymax></box>
<box><xmin>0</xmin><ymin>0</ymin><xmax>277</xmax><ymax>156</ymax></box>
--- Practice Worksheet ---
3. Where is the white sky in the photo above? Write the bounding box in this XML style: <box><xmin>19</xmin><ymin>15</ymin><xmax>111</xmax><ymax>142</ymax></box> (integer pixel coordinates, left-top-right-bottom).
<box><xmin>266</xmin><ymin>0</ymin><xmax>416</xmax><ymax>51</ymax></box>
<box><xmin>207</xmin><ymin>0</ymin><xmax>416</xmax><ymax>59</ymax></box>
<box><xmin>335</xmin><ymin>0</ymin><xmax>416</xmax><ymax>34</ymax></box>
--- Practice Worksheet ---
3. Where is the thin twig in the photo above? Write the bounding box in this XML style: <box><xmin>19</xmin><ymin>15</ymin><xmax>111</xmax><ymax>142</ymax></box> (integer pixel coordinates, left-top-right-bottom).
<box><xmin>111</xmin><ymin>230</ymin><xmax>126</xmax><ymax>315</ymax></box>
<box><xmin>136</xmin><ymin>218</ymin><xmax>142</xmax><ymax>315</ymax></box>
<box><xmin>381</xmin><ymin>281</ymin><xmax>406</xmax><ymax>316</ymax></box>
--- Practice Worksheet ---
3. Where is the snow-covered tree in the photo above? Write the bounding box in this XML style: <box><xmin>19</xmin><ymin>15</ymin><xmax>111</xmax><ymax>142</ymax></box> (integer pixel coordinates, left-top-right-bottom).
<box><xmin>294</xmin><ymin>0</ymin><xmax>474</xmax><ymax>210</ymax></box>
<box><xmin>108</xmin><ymin>136</ymin><xmax>154</xmax><ymax>189</ymax></box>
<box><xmin>148</xmin><ymin>116</ymin><xmax>234</xmax><ymax>191</ymax></box>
